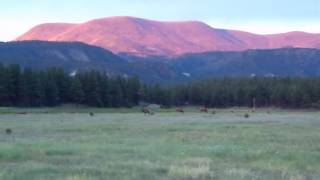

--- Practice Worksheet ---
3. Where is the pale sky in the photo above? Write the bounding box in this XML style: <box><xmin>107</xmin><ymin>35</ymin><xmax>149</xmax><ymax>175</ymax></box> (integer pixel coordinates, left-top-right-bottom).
<box><xmin>1</xmin><ymin>0</ymin><xmax>320</xmax><ymax>41</ymax></box>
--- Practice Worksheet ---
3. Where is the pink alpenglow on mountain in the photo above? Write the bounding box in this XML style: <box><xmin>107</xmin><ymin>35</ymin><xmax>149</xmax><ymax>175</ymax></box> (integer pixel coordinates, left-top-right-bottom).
<box><xmin>16</xmin><ymin>16</ymin><xmax>320</xmax><ymax>57</ymax></box>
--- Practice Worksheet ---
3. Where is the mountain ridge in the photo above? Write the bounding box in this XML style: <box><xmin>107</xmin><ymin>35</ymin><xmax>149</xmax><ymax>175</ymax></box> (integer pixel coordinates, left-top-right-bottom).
<box><xmin>16</xmin><ymin>16</ymin><xmax>320</xmax><ymax>57</ymax></box>
<box><xmin>2</xmin><ymin>41</ymin><xmax>320</xmax><ymax>84</ymax></box>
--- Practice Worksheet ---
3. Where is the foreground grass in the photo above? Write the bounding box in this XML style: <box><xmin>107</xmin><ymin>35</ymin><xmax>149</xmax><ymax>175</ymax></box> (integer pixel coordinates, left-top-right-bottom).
<box><xmin>0</xmin><ymin>109</ymin><xmax>320</xmax><ymax>179</ymax></box>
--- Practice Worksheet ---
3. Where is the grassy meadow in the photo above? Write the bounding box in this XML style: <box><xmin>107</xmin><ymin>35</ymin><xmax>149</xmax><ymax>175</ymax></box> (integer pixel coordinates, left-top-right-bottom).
<box><xmin>0</xmin><ymin>107</ymin><xmax>320</xmax><ymax>179</ymax></box>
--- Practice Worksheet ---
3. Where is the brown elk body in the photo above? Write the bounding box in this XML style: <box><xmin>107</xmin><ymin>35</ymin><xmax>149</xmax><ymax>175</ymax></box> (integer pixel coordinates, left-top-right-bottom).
<box><xmin>5</xmin><ymin>129</ymin><xmax>12</xmax><ymax>135</ymax></box>
<box><xmin>200</xmin><ymin>107</ymin><xmax>208</xmax><ymax>113</ymax></box>
<box><xmin>142</xmin><ymin>108</ymin><xmax>153</xmax><ymax>115</ymax></box>
<box><xmin>176</xmin><ymin>108</ymin><xmax>184</xmax><ymax>113</ymax></box>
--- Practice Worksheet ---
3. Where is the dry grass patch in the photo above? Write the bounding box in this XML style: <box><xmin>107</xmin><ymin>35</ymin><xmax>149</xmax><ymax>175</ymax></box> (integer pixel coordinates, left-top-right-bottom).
<box><xmin>168</xmin><ymin>157</ymin><xmax>211</xmax><ymax>178</ymax></box>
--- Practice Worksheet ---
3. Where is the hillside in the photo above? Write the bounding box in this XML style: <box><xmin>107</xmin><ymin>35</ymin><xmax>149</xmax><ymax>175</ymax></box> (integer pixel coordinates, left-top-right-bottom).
<box><xmin>169</xmin><ymin>48</ymin><xmax>320</xmax><ymax>79</ymax></box>
<box><xmin>0</xmin><ymin>41</ymin><xmax>176</xmax><ymax>83</ymax></box>
<box><xmin>2</xmin><ymin>41</ymin><xmax>320</xmax><ymax>83</ymax></box>
<box><xmin>0</xmin><ymin>41</ymin><xmax>131</xmax><ymax>75</ymax></box>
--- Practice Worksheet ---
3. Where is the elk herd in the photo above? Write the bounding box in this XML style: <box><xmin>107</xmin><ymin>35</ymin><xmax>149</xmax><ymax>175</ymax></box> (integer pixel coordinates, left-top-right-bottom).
<box><xmin>141</xmin><ymin>98</ymin><xmax>258</xmax><ymax>115</ymax></box>
<box><xmin>141</xmin><ymin>107</ymin><xmax>211</xmax><ymax>115</ymax></box>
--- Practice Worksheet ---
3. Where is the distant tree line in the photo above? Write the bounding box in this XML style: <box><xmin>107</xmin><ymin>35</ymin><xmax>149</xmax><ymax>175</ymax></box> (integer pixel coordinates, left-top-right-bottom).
<box><xmin>0</xmin><ymin>64</ymin><xmax>140</xmax><ymax>107</ymax></box>
<box><xmin>0</xmin><ymin>64</ymin><xmax>320</xmax><ymax>108</ymax></box>
<box><xmin>161</xmin><ymin>78</ymin><xmax>320</xmax><ymax>109</ymax></box>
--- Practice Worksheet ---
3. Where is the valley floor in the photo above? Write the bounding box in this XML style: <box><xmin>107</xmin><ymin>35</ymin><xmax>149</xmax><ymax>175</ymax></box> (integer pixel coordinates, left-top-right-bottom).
<box><xmin>0</xmin><ymin>108</ymin><xmax>320</xmax><ymax>180</ymax></box>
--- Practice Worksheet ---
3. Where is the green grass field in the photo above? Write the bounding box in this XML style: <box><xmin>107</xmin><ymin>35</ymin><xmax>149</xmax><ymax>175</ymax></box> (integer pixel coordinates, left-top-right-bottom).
<box><xmin>0</xmin><ymin>107</ymin><xmax>320</xmax><ymax>180</ymax></box>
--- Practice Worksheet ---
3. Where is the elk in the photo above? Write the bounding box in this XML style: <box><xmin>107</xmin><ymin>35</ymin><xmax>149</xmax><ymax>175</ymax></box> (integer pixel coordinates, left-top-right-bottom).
<box><xmin>5</xmin><ymin>128</ymin><xmax>14</xmax><ymax>142</ymax></box>
<box><xmin>176</xmin><ymin>108</ymin><xmax>184</xmax><ymax>113</ymax></box>
<box><xmin>5</xmin><ymin>128</ymin><xmax>12</xmax><ymax>135</ymax></box>
<box><xmin>200</xmin><ymin>107</ymin><xmax>208</xmax><ymax>113</ymax></box>
<box><xmin>142</xmin><ymin>108</ymin><xmax>153</xmax><ymax>115</ymax></box>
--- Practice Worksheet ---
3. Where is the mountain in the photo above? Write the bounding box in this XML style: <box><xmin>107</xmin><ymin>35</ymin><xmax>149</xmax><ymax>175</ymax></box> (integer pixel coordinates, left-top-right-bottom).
<box><xmin>16</xmin><ymin>16</ymin><xmax>320</xmax><ymax>57</ymax></box>
<box><xmin>0</xmin><ymin>41</ymin><xmax>131</xmax><ymax>74</ymax></box>
<box><xmin>0</xmin><ymin>41</ymin><xmax>177</xmax><ymax>83</ymax></box>
<box><xmin>168</xmin><ymin>48</ymin><xmax>320</xmax><ymax>79</ymax></box>
<box><xmin>2</xmin><ymin>41</ymin><xmax>320</xmax><ymax>84</ymax></box>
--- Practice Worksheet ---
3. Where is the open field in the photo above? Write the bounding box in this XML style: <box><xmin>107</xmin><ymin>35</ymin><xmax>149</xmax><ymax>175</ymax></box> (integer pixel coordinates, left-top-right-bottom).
<box><xmin>0</xmin><ymin>108</ymin><xmax>320</xmax><ymax>180</ymax></box>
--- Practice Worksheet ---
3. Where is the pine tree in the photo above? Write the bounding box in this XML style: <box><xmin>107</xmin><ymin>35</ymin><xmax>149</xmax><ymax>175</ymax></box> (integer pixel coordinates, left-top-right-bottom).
<box><xmin>20</xmin><ymin>69</ymin><xmax>43</xmax><ymax>106</ymax></box>
<box><xmin>83</xmin><ymin>71</ymin><xmax>102</xmax><ymax>107</ymax></box>
<box><xmin>44</xmin><ymin>74</ymin><xmax>59</xmax><ymax>106</ymax></box>
<box><xmin>7</xmin><ymin>64</ymin><xmax>22</xmax><ymax>106</ymax></box>
<box><xmin>109</xmin><ymin>78</ymin><xmax>124</xmax><ymax>107</ymax></box>
<box><xmin>70</xmin><ymin>77</ymin><xmax>84</xmax><ymax>104</ymax></box>
<box><xmin>99</xmin><ymin>76</ymin><xmax>111</xmax><ymax>107</ymax></box>
<box><xmin>127</xmin><ymin>76</ymin><xmax>140</xmax><ymax>106</ymax></box>
<box><xmin>0</xmin><ymin>64</ymin><xmax>10</xmax><ymax>106</ymax></box>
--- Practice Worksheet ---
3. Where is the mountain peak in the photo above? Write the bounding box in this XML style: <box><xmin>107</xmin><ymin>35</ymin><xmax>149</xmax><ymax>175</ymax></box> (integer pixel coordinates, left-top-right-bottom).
<box><xmin>88</xmin><ymin>16</ymin><xmax>207</xmax><ymax>24</ymax></box>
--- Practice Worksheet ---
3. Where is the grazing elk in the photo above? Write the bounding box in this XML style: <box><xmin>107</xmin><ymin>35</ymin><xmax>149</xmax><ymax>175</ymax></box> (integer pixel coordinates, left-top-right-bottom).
<box><xmin>5</xmin><ymin>128</ymin><xmax>14</xmax><ymax>142</ymax></box>
<box><xmin>176</xmin><ymin>108</ymin><xmax>184</xmax><ymax>113</ymax></box>
<box><xmin>200</xmin><ymin>107</ymin><xmax>208</xmax><ymax>113</ymax></box>
<box><xmin>5</xmin><ymin>128</ymin><xmax>12</xmax><ymax>135</ymax></box>
<box><xmin>142</xmin><ymin>108</ymin><xmax>154</xmax><ymax>115</ymax></box>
